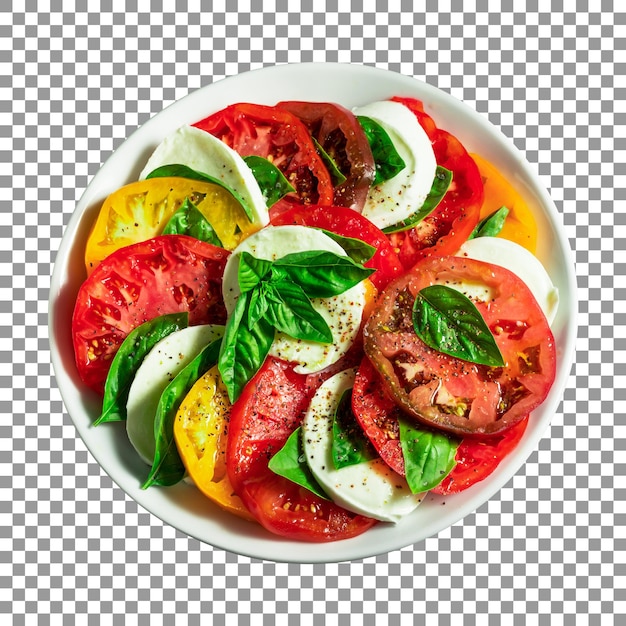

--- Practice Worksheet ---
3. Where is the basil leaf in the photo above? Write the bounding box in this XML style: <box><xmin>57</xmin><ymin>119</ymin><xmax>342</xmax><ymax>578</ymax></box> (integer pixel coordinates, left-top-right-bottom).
<box><xmin>218</xmin><ymin>291</ymin><xmax>275</xmax><ymax>403</ymax></box>
<box><xmin>145</xmin><ymin>163</ymin><xmax>255</xmax><ymax>222</ymax></box>
<box><xmin>382</xmin><ymin>166</ymin><xmax>453</xmax><ymax>234</ymax></box>
<box><xmin>265</xmin><ymin>280</ymin><xmax>333</xmax><ymax>344</ymax></box>
<box><xmin>273</xmin><ymin>250</ymin><xmax>375</xmax><ymax>298</ymax></box>
<box><xmin>161</xmin><ymin>197</ymin><xmax>223</xmax><ymax>246</ymax></box>
<box><xmin>332</xmin><ymin>388</ymin><xmax>377</xmax><ymax>469</ymax></box>
<box><xmin>399</xmin><ymin>418</ymin><xmax>459</xmax><ymax>493</ymax></box>
<box><xmin>468</xmin><ymin>206</ymin><xmax>510</xmax><ymax>239</ymax></box>
<box><xmin>95</xmin><ymin>312</ymin><xmax>189</xmax><ymax>426</ymax></box>
<box><xmin>243</xmin><ymin>155</ymin><xmax>295</xmax><ymax>207</ymax></box>
<box><xmin>247</xmin><ymin>283</ymin><xmax>269</xmax><ymax>328</ymax></box>
<box><xmin>357</xmin><ymin>115</ymin><xmax>406</xmax><ymax>185</ymax></box>
<box><xmin>268</xmin><ymin>428</ymin><xmax>330</xmax><ymax>500</ymax></box>
<box><xmin>238</xmin><ymin>251</ymin><xmax>274</xmax><ymax>292</ymax></box>
<box><xmin>412</xmin><ymin>285</ymin><xmax>505</xmax><ymax>367</ymax></box>
<box><xmin>311</xmin><ymin>137</ymin><xmax>347</xmax><ymax>186</ymax></box>
<box><xmin>319</xmin><ymin>229</ymin><xmax>376</xmax><ymax>265</ymax></box>
<box><xmin>142</xmin><ymin>337</ymin><xmax>222</xmax><ymax>488</ymax></box>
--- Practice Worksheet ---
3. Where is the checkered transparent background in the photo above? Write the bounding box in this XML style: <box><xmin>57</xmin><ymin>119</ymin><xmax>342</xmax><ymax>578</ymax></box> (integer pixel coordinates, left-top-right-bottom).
<box><xmin>3</xmin><ymin>1</ymin><xmax>624</xmax><ymax>623</ymax></box>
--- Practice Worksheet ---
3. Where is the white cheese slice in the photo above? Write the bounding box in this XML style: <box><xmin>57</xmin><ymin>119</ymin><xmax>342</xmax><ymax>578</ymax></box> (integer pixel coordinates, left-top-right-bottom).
<box><xmin>301</xmin><ymin>368</ymin><xmax>424</xmax><ymax>523</ymax></box>
<box><xmin>222</xmin><ymin>225</ymin><xmax>365</xmax><ymax>374</ymax></box>
<box><xmin>353</xmin><ymin>100</ymin><xmax>437</xmax><ymax>231</ymax></box>
<box><xmin>139</xmin><ymin>124</ymin><xmax>269</xmax><ymax>227</ymax></box>
<box><xmin>457</xmin><ymin>237</ymin><xmax>559</xmax><ymax>325</ymax></box>
<box><xmin>126</xmin><ymin>324</ymin><xmax>224</xmax><ymax>465</ymax></box>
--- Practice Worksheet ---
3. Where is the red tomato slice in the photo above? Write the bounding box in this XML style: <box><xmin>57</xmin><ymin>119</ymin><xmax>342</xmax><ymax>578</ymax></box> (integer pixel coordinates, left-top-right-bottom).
<box><xmin>226</xmin><ymin>357</ymin><xmax>377</xmax><ymax>542</ymax></box>
<box><xmin>388</xmin><ymin>97</ymin><xmax>484</xmax><ymax>269</ymax></box>
<box><xmin>193</xmin><ymin>103</ymin><xmax>334</xmax><ymax>216</ymax></box>
<box><xmin>353</xmin><ymin>356</ymin><xmax>530</xmax><ymax>494</ymax></box>
<box><xmin>270</xmin><ymin>204</ymin><xmax>404</xmax><ymax>291</ymax></box>
<box><xmin>431</xmin><ymin>416</ymin><xmax>529</xmax><ymax>495</ymax></box>
<box><xmin>276</xmin><ymin>101</ymin><xmax>375</xmax><ymax>212</ymax></box>
<box><xmin>72</xmin><ymin>235</ymin><xmax>228</xmax><ymax>395</ymax></box>
<box><xmin>363</xmin><ymin>255</ymin><xmax>556</xmax><ymax>437</ymax></box>
<box><xmin>352</xmin><ymin>356</ymin><xmax>404</xmax><ymax>475</ymax></box>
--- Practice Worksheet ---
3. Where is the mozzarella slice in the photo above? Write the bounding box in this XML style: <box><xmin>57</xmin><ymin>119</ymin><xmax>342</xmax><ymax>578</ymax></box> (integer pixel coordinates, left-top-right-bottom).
<box><xmin>126</xmin><ymin>324</ymin><xmax>224</xmax><ymax>465</ymax></box>
<box><xmin>139</xmin><ymin>124</ymin><xmax>269</xmax><ymax>227</ymax></box>
<box><xmin>301</xmin><ymin>368</ymin><xmax>424</xmax><ymax>523</ymax></box>
<box><xmin>222</xmin><ymin>225</ymin><xmax>365</xmax><ymax>374</ymax></box>
<box><xmin>352</xmin><ymin>100</ymin><xmax>437</xmax><ymax>231</ymax></box>
<box><xmin>456</xmin><ymin>237</ymin><xmax>559</xmax><ymax>325</ymax></box>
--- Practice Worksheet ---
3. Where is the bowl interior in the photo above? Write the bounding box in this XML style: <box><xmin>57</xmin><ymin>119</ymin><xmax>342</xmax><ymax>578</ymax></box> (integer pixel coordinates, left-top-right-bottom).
<box><xmin>49</xmin><ymin>63</ymin><xmax>577</xmax><ymax>563</ymax></box>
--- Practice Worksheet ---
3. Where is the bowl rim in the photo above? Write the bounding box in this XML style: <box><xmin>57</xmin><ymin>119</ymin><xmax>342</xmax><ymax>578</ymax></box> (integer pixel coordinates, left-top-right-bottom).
<box><xmin>49</xmin><ymin>61</ymin><xmax>578</xmax><ymax>563</ymax></box>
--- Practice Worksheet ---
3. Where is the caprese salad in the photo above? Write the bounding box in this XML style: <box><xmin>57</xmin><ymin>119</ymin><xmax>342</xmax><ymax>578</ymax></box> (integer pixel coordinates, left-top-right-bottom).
<box><xmin>71</xmin><ymin>95</ymin><xmax>559</xmax><ymax>542</ymax></box>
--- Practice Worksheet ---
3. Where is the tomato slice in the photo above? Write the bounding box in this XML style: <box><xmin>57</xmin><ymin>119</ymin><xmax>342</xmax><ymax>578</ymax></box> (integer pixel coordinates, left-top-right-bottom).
<box><xmin>193</xmin><ymin>103</ymin><xmax>334</xmax><ymax>217</ymax></box>
<box><xmin>173</xmin><ymin>364</ymin><xmax>256</xmax><ymax>521</ymax></box>
<box><xmin>353</xmin><ymin>356</ymin><xmax>530</xmax><ymax>493</ymax></box>
<box><xmin>431</xmin><ymin>416</ymin><xmax>529</xmax><ymax>495</ymax></box>
<box><xmin>270</xmin><ymin>204</ymin><xmax>404</xmax><ymax>291</ymax></box>
<box><xmin>84</xmin><ymin>177</ymin><xmax>255</xmax><ymax>275</ymax></box>
<box><xmin>470</xmin><ymin>153</ymin><xmax>538</xmax><ymax>254</ymax></box>
<box><xmin>363</xmin><ymin>255</ymin><xmax>556</xmax><ymax>437</ymax></box>
<box><xmin>226</xmin><ymin>357</ymin><xmax>377</xmax><ymax>542</ymax></box>
<box><xmin>276</xmin><ymin>101</ymin><xmax>375</xmax><ymax>212</ymax></box>
<box><xmin>72</xmin><ymin>235</ymin><xmax>228</xmax><ymax>395</ymax></box>
<box><xmin>388</xmin><ymin>97</ymin><xmax>484</xmax><ymax>269</ymax></box>
<box><xmin>352</xmin><ymin>356</ymin><xmax>404</xmax><ymax>475</ymax></box>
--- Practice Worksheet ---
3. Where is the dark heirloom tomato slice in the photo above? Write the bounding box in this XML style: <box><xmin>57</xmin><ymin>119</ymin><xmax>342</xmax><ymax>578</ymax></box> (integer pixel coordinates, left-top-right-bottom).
<box><xmin>353</xmin><ymin>356</ymin><xmax>530</xmax><ymax>493</ymax></box>
<box><xmin>363</xmin><ymin>256</ymin><xmax>556</xmax><ymax>437</ymax></box>
<box><xmin>72</xmin><ymin>235</ymin><xmax>228</xmax><ymax>395</ymax></box>
<box><xmin>226</xmin><ymin>357</ymin><xmax>377</xmax><ymax>542</ymax></box>
<box><xmin>431</xmin><ymin>416</ymin><xmax>529</xmax><ymax>495</ymax></box>
<box><xmin>276</xmin><ymin>101</ymin><xmax>376</xmax><ymax>212</ymax></box>
<box><xmin>193</xmin><ymin>103</ymin><xmax>334</xmax><ymax>216</ymax></box>
<box><xmin>270</xmin><ymin>204</ymin><xmax>403</xmax><ymax>291</ymax></box>
<box><xmin>388</xmin><ymin>97</ymin><xmax>484</xmax><ymax>269</ymax></box>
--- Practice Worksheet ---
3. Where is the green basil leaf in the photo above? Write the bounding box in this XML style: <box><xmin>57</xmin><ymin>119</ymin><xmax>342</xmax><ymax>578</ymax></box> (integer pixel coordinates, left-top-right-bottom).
<box><xmin>468</xmin><ymin>206</ymin><xmax>510</xmax><ymax>239</ymax></box>
<box><xmin>412</xmin><ymin>284</ymin><xmax>505</xmax><ymax>367</ymax></box>
<box><xmin>238</xmin><ymin>250</ymin><xmax>274</xmax><ymax>292</ymax></box>
<box><xmin>311</xmin><ymin>137</ymin><xmax>347</xmax><ymax>186</ymax></box>
<box><xmin>399</xmin><ymin>418</ymin><xmax>459</xmax><ymax>493</ymax></box>
<box><xmin>243</xmin><ymin>155</ymin><xmax>295</xmax><ymax>207</ymax></box>
<box><xmin>95</xmin><ymin>312</ymin><xmax>189</xmax><ymax>426</ymax></box>
<box><xmin>145</xmin><ymin>163</ymin><xmax>256</xmax><ymax>222</ymax></box>
<box><xmin>319</xmin><ymin>229</ymin><xmax>376</xmax><ymax>265</ymax></box>
<box><xmin>332</xmin><ymin>388</ymin><xmax>377</xmax><ymax>469</ymax></box>
<box><xmin>382</xmin><ymin>166</ymin><xmax>453</xmax><ymax>234</ymax></box>
<box><xmin>273</xmin><ymin>250</ymin><xmax>375</xmax><ymax>298</ymax></box>
<box><xmin>268</xmin><ymin>427</ymin><xmax>330</xmax><ymax>500</ymax></box>
<box><xmin>142</xmin><ymin>337</ymin><xmax>222</xmax><ymax>488</ymax></box>
<box><xmin>161</xmin><ymin>197</ymin><xmax>223</xmax><ymax>246</ymax></box>
<box><xmin>247</xmin><ymin>284</ymin><xmax>269</xmax><ymax>328</ymax></box>
<box><xmin>218</xmin><ymin>291</ymin><xmax>275</xmax><ymax>403</ymax></box>
<box><xmin>357</xmin><ymin>115</ymin><xmax>406</xmax><ymax>185</ymax></box>
<box><xmin>265</xmin><ymin>281</ymin><xmax>333</xmax><ymax>344</ymax></box>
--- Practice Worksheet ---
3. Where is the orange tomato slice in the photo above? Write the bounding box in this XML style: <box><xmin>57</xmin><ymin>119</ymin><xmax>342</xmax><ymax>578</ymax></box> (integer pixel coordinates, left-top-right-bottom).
<box><xmin>173</xmin><ymin>364</ymin><xmax>256</xmax><ymax>522</ymax></box>
<box><xmin>84</xmin><ymin>177</ymin><xmax>259</xmax><ymax>274</ymax></box>
<box><xmin>470</xmin><ymin>153</ymin><xmax>538</xmax><ymax>254</ymax></box>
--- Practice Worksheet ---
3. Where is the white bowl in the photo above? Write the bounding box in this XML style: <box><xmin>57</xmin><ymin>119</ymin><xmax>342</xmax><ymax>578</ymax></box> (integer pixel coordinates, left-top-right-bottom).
<box><xmin>49</xmin><ymin>63</ymin><xmax>577</xmax><ymax>563</ymax></box>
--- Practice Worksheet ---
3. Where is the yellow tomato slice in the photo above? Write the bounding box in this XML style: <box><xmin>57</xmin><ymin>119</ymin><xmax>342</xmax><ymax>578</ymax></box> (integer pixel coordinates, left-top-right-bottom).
<box><xmin>470</xmin><ymin>153</ymin><xmax>538</xmax><ymax>254</ymax></box>
<box><xmin>173</xmin><ymin>364</ymin><xmax>256</xmax><ymax>522</ymax></box>
<box><xmin>84</xmin><ymin>177</ymin><xmax>260</xmax><ymax>274</ymax></box>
